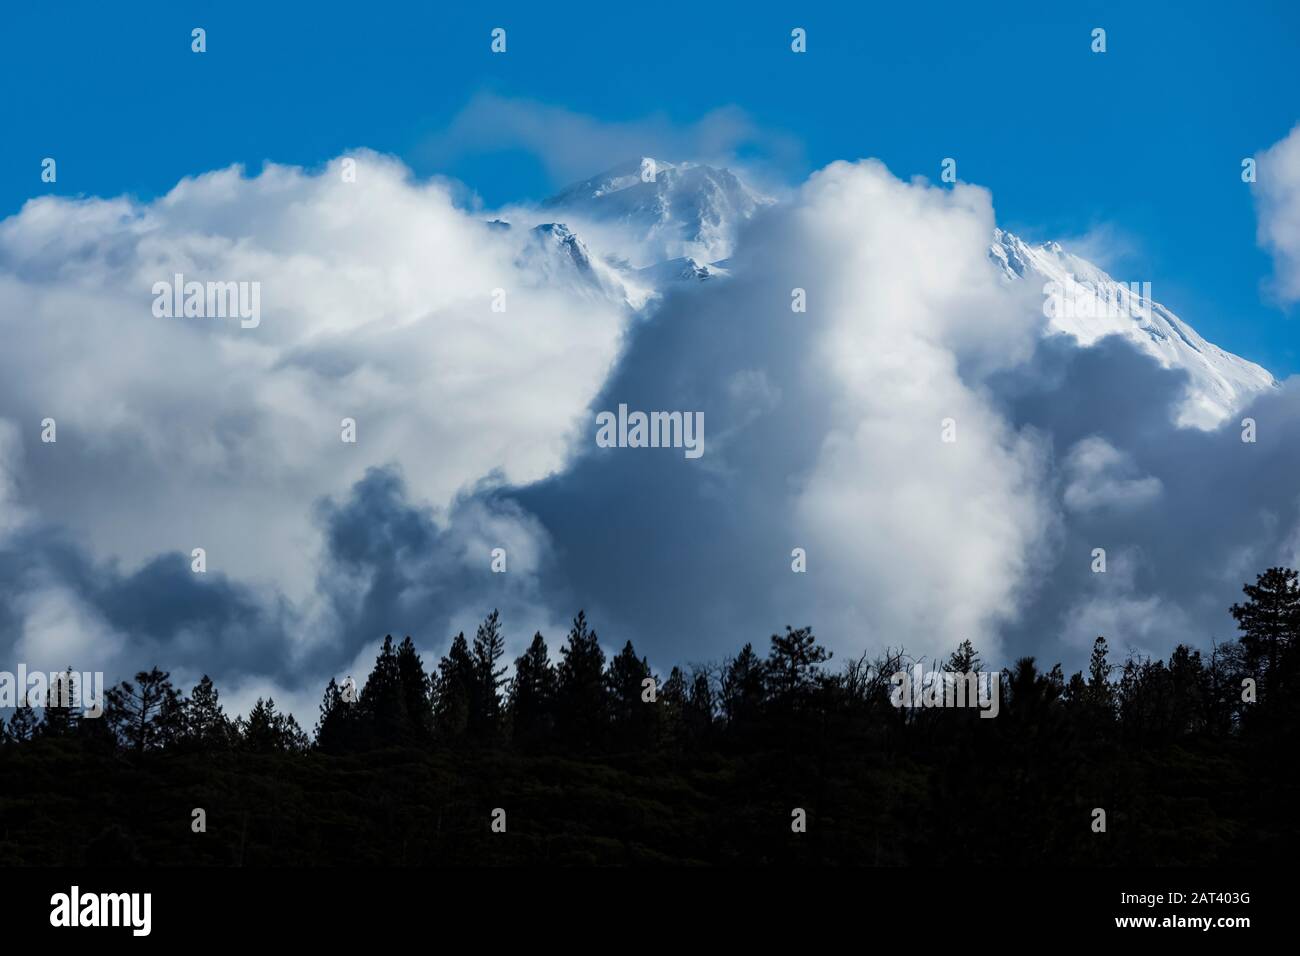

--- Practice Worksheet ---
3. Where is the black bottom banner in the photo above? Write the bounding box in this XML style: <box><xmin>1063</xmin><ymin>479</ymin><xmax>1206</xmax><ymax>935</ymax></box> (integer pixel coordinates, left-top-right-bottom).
<box><xmin>2</xmin><ymin>865</ymin><xmax>1277</xmax><ymax>941</ymax></box>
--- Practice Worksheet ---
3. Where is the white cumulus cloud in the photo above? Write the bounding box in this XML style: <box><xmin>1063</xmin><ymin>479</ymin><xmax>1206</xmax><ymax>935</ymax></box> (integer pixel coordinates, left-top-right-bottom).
<box><xmin>1255</xmin><ymin>123</ymin><xmax>1300</xmax><ymax>304</ymax></box>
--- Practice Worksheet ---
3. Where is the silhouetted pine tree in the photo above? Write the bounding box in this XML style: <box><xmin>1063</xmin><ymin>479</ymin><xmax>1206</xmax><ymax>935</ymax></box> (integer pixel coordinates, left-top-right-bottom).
<box><xmin>315</xmin><ymin>678</ymin><xmax>357</xmax><ymax>753</ymax></box>
<box><xmin>242</xmin><ymin>698</ymin><xmax>278</xmax><ymax>752</ymax></box>
<box><xmin>1077</xmin><ymin>636</ymin><xmax>1116</xmax><ymax>736</ymax></box>
<box><xmin>359</xmin><ymin>635</ymin><xmax>407</xmax><ymax>745</ymax></box>
<box><xmin>433</xmin><ymin>632</ymin><xmax>475</xmax><ymax>740</ymax></box>
<box><xmin>933</xmin><ymin>641</ymin><xmax>991</xmax><ymax>731</ymax></box>
<box><xmin>1205</xmin><ymin>638</ymin><xmax>1249</xmax><ymax>734</ymax></box>
<box><xmin>721</xmin><ymin>643</ymin><xmax>766</xmax><ymax>736</ymax></box>
<box><xmin>945</xmin><ymin>639</ymin><xmax>982</xmax><ymax>674</ymax></box>
<box><xmin>1231</xmin><ymin>566</ymin><xmax>1300</xmax><ymax>692</ymax></box>
<box><xmin>1005</xmin><ymin>657</ymin><xmax>1064</xmax><ymax>722</ymax></box>
<box><xmin>659</xmin><ymin>665</ymin><xmax>689</xmax><ymax>747</ymax></box>
<box><xmin>182</xmin><ymin>675</ymin><xmax>234</xmax><ymax>751</ymax></box>
<box><xmin>470</xmin><ymin>611</ymin><xmax>507</xmax><ymax>740</ymax></box>
<box><xmin>607</xmin><ymin>640</ymin><xmax>656</xmax><ymax>748</ymax></box>
<box><xmin>555</xmin><ymin>611</ymin><xmax>607</xmax><ymax>749</ymax></box>
<box><xmin>241</xmin><ymin>697</ymin><xmax>309</xmax><ymax>753</ymax></box>
<box><xmin>105</xmin><ymin>668</ymin><xmax>181</xmax><ymax>754</ymax></box>
<box><xmin>279</xmin><ymin>711</ymin><xmax>310</xmax><ymax>752</ymax></box>
<box><xmin>40</xmin><ymin>668</ymin><xmax>80</xmax><ymax>738</ymax></box>
<box><xmin>1064</xmin><ymin>669</ymin><xmax>1088</xmax><ymax>704</ymax></box>
<box><xmin>684</xmin><ymin>671</ymin><xmax>715</xmax><ymax>742</ymax></box>
<box><xmin>1118</xmin><ymin>655</ymin><xmax>1161</xmax><ymax>742</ymax></box>
<box><xmin>1165</xmin><ymin>645</ymin><xmax>1208</xmax><ymax>737</ymax></box>
<box><xmin>508</xmin><ymin>632</ymin><xmax>556</xmax><ymax>747</ymax></box>
<box><xmin>5</xmin><ymin>697</ymin><xmax>39</xmax><ymax>743</ymax></box>
<box><xmin>396</xmin><ymin>636</ymin><xmax>433</xmax><ymax>741</ymax></box>
<box><xmin>765</xmin><ymin>626</ymin><xmax>830</xmax><ymax>706</ymax></box>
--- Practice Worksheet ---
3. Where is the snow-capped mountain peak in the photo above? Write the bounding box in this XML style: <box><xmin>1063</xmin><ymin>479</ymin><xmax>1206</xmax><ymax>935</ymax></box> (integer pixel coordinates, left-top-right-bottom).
<box><xmin>635</xmin><ymin>255</ymin><xmax>729</xmax><ymax>284</ymax></box>
<box><xmin>497</xmin><ymin>219</ymin><xmax>645</xmax><ymax>304</ymax></box>
<box><xmin>990</xmin><ymin>229</ymin><xmax>1275</xmax><ymax>429</ymax></box>
<box><xmin>507</xmin><ymin>164</ymin><xmax>1274</xmax><ymax>430</ymax></box>
<box><xmin>541</xmin><ymin>158</ymin><xmax>773</xmax><ymax>266</ymax></box>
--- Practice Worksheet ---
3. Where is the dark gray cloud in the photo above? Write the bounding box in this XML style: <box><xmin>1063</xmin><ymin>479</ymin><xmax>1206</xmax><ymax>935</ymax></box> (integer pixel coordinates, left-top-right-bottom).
<box><xmin>990</xmin><ymin>334</ymin><xmax>1300</xmax><ymax>669</ymax></box>
<box><xmin>0</xmin><ymin>523</ymin><xmax>295</xmax><ymax>681</ymax></box>
<box><xmin>312</xmin><ymin>465</ymin><xmax>556</xmax><ymax>667</ymax></box>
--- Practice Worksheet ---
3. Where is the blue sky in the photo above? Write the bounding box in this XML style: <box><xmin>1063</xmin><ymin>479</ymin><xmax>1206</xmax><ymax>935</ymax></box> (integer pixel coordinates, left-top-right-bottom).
<box><xmin>3</xmin><ymin>0</ymin><xmax>1297</xmax><ymax>371</ymax></box>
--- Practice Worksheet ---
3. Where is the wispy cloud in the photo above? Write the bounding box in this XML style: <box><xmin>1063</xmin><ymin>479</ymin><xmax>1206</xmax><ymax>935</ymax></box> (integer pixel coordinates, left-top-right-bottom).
<box><xmin>420</xmin><ymin>92</ymin><xmax>802</xmax><ymax>187</ymax></box>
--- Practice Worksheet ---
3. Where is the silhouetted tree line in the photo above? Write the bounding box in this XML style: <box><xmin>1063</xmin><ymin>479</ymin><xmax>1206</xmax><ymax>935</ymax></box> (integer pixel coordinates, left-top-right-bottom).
<box><xmin>2</xmin><ymin>568</ymin><xmax>1298</xmax><ymax>865</ymax></box>
<box><xmin>0</xmin><ymin>668</ymin><xmax>309</xmax><ymax>755</ymax></box>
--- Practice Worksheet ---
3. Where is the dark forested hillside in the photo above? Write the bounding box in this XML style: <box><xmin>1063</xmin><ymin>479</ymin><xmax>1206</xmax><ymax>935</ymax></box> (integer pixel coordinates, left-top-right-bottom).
<box><xmin>2</xmin><ymin>569</ymin><xmax>1298</xmax><ymax>866</ymax></box>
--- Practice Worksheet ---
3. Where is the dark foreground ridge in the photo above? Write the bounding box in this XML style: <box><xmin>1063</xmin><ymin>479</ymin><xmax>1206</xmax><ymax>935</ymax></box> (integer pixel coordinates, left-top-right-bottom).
<box><xmin>3</xmin><ymin>568</ymin><xmax>1299</xmax><ymax>866</ymax></box>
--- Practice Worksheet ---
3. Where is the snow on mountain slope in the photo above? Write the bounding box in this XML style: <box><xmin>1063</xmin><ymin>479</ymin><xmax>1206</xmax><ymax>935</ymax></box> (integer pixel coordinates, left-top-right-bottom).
<box><xmin>518</xmin><ymin>162</ymin><xmax>1273</xmax><ymax>430</ymax></box>
<box><xmin>486</xmin><ymin>218</ymin><xmax>650</xmax><ymax>306</ymax></box>
<box><xmin>541</xmin><ymin>158</ymin><xmax>773</xmax><ymax>266</ymax></box>
<box><xmin>990</xmin><ymin>229</ymin><xmax>1276</xmax><ymax>429</ymax></box>
<box><xmin>635</xmin><ymin>256</ymin><xmax>729</xmax><ymax>284</ymax></box>
<box><xmin>517</xmin><ymin>222</ymin><xmax>598</xmax><ymax>283</ymax></box>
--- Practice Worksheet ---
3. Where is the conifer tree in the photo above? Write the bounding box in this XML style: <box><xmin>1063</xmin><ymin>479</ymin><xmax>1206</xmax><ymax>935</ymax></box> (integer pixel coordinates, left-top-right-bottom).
<box><xmin>555</xmin><ymin>611</ymin><xmax>608</xmax><ymax>748</ymax></box>
<box><xmin>1231</xmin><ymin>566</ymin><xmax>1300</xmax><ymax>685</ymax></box>
<box><xmin>183</xmin><ymin>675</ymin><xmax>233</xmax><ymax>751</ymax></box>
<box><xmin>241</xmin><ymin>698</ymin><xmax>278</xmax><ymax>753</ymax></box>
<box><xmin>6</xmin><ymin>696</ymin><xmax>39</xmax><ymax>743</ymax></box>
<box><xmin>277</xmin><ymin>710</ymin><xmax>311</xmax><ymax>753</ymax></box>
<box><xmin>1086</xmin><ymin>636</ymin><xmax>1116</xmax><ymax>721</ymax></box>
<box><xmin>1063</xmin><ymin>670</ymin><xmax>1088</xmax><ymax>703</ymax></box>
<box><xmin>946</xmin><ymin>640</ymin><xmax>982</xmax><ymax>674</ymax></box>
<box><xmin>241</xmin><ymin>697</ymin><xmax>309</xmax><ymax>753</ymax></box>
<box><xmin>766</xmin><ymin>626</ymin><xmax>830</xmax><ymax>704</ymax></box>
<box><xmin>396</xmin><ymin>636</ymin><xmax>433</xmax><ymax>741</ymax></box>
<box><xmin>1206</xmin><ymin>638</ymin><xmax>1248</xmax><ymax>734</ymax></box>
<box><xmin>606</xmin><ymin>641</ymin><xmax>648</xmax><ymax>720</ymax></box>
<box><xmin>40</xmin><ymin>668</ymin><xmax>79</xmax><ymax>738</ymax></box>
<box><xmin>470</xmin><ymin>611</ymin><xmax>508</xmax><ymax>739</ymax></box>
<box><xmin>106</xmin><ymin>667</ymin><xmax>181</xmax><ymax>754</ymax></box>
<box><xmin>660</xmin><ymin>665</ymin><xmax>689</xmax><ymax>744</ymax></box>
<box><xmin>315</xmin><ymin>678</ymin><xmax>353</xmax><ymax>753</ymax></box>
<box><xmin>1167</xmin><ymin>644</ymin><xmax>1207</xmax><ymax>736</ymax></box>
<box><xmin>685</xmin><ymin>670</ymin><xmax>715</xmax><ymax>740</ymax></box>
<box><xmin>606</xmin><ymin>640</ymin><xmax>654</xmax><ymax>748</ymax></box>
<box><xmin>508</xmin><ymin>632</ymin><xmax>556</xmax><ymax>746</ymax></box>
<box><xmin>360</xmin><ymin>635</ymin><xmax>408</xmax><ymax>744</ymax></box>
<box><xmin>721</xmin><ymin>643</ymin><xmax>766</xmax><ymax>731</ymax></box>
<box><xmin>433</xmin><ymin>632</ymin><xmax>476</xmax><ymax>739</ymax></box>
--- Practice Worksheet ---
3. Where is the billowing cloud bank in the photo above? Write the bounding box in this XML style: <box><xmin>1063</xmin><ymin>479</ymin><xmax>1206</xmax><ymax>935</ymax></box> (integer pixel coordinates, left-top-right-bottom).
<box><xmin>510</xmin><ymin>156</ymin><xmax>1300</xmax><ymax>672</ymax></box>
<box><xmin>2</xmin><ymin>137</ymin><xmax>1299</xmax><ymax>722</ymax></box>
<box><xmin>0</xmin><ymin>152</ymin><xmax>621</xmax><ymax>715</ymax></box>
<box><xmin>511</xmin><ymin>161</ymin><xmax>1055</xmax><ymax>666</ymax></box>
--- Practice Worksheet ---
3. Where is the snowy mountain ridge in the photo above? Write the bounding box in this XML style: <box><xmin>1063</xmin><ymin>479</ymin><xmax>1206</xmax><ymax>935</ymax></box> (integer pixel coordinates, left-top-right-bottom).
<box><xmin>540</xmin><ymin>157</ymin><xmax>773</xmax><ymax>266</ymax></box>
<box><xmin>990</xmin><ymin>229</ymin><xmax>1275</xmax><ymax>428</ymax></box>
<box><xmin>506</xmin><ymin>161</ymin><xmax>1275</xmax><ymax>429</ymax></box>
